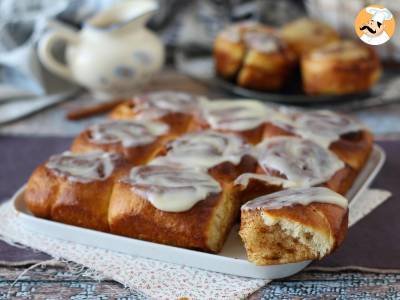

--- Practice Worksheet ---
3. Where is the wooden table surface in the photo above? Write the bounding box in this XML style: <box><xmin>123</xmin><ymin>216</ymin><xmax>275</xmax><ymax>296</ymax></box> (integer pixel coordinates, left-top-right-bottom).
<box><xmin>1</xmin><ymin>69</ymin><xmax>400</xmax><ymax>299</ymax></box>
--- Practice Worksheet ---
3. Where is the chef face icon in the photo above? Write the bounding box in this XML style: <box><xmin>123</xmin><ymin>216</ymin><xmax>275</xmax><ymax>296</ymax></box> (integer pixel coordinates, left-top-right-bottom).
<box><xmin>355</xmin><ymin>6</ymin><xmax>395</xmax><ymax>46</ymax></box>
<box><xmin>360</xmin><ymin>19</ymin><xmax>386</xmax><ymax>38</ymax></box>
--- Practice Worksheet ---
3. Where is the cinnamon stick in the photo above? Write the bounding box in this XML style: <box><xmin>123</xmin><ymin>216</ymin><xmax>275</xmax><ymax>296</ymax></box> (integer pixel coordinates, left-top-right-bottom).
<box><xmin>66</xmin><ymin>99</ymin><xmax>125</xmax><ymax>121</ymax></box>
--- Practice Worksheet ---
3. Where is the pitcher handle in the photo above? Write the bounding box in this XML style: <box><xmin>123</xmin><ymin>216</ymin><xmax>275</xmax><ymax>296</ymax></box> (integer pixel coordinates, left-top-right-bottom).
<box><xmin>38</xmin><ymin>30</ymin><xmax>78</xmax><ymax>81</ymax></box>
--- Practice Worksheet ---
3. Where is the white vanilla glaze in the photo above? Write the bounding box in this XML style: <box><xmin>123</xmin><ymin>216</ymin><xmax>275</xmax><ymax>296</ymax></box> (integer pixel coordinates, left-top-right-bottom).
<box><xmin>150</xmin><ymin>130</ymin><xmax>250</xmax><ymax>169</ymax></box>
<box><xmin>219</xmin><ymin>21</ymin><xmax>282</xmax><ymax>53</ymax></box>
<box><xmin>234</xmin><ymin>173</ymin><xmax>300</xmax><ymax>189</ymax></box>
<box><xmin>132</xmin><ymin>91</ymin><xmax>205</xmax><ymax>120</ymax></box>
<box><xmin>271</xmin><ymin>109</ymin><xmax>365</xmax><ymax>148</ymax></box>
<box><xmin>46</xmin><ymin>151</ymin><xmax>119</xmax><ymax>183</ymax></box>
<box><xmin>242</xmin><ymin>187</ymin><xmax>348</xmax><ymax>211</ymax></box>
<box><xmin>201</xmin><ymin>99</ymin><xmax>277</xmax><ymax>131</ymax></box>
<box><xmin>125</xmin><ymin>164</ymin><xmax>222</xmax><ymax>212</ymax></box>
<box><xmin>243</xmin><ymin>30</ymin><xmax>282</xmax><ymax>53</ymax></box>
<box><xmin>255</xmin><ymin>137</ymin><xmax>344</xmax><ymax>187</ymax></box>
<box><xmin>88</xmin><ymin>120</ymin><xmax>169</xmax><ymax>147</ymax></box>
<box><xmin>219</xmin><ymin>21</ymin><xmax>259</xmax><ymax>43</ymax></box>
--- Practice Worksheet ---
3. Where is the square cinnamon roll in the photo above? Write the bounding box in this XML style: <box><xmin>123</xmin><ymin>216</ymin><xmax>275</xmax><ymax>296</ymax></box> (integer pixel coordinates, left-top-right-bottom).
<box><xmin>234</xmin><ymin>136</ymin><xmax>355</xmax><ymax>205</ymax></box>
<box><xmin>24</xmin><ymin>151</ymin><xmax>127</xmax><ymax>232</ymax></box>
<box><xmin>108</xmin><ymin>164</ymin><xmax>239</xmax><ymax>252</ymax></box>
<box><xmin>152</xmin><ymin>130</ymin><xmax>257</xmax><ymax>183</ymax></box>
<box><xmin>109</xmin><ymin>91</ymin><xmax>205</xmax><ymax>135</ymax></box>
<box><xmin>262</xmin><ymin>108</ymin><xmax>374</xmax><ymax>173</ymax></box>
<box><xmin>71</xmin><ymin>120</ymin><xmax>171</xmax><ymax>165</ymax></box>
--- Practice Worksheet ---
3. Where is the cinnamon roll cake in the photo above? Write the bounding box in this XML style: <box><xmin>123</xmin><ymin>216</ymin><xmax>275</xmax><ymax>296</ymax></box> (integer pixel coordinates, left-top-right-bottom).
<box><xmin>24</xmin><ymin>92</ymin><xmax>374</xmax><ymax>265</ymax></box>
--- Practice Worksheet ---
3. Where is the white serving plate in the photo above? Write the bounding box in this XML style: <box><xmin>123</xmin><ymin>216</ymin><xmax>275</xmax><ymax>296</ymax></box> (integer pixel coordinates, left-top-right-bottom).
<box><xmin>12</xmin><ymin>145</ymin><xmax>385</xmax><ymax>279</ymax></box>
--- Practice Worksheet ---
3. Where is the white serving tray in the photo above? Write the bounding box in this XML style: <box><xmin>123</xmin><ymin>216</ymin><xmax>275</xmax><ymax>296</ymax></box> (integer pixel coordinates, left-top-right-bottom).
<box><xmin>12</xmin><ymin>145</ymin><xmax>385</xmax><ymax>279</ymax></box>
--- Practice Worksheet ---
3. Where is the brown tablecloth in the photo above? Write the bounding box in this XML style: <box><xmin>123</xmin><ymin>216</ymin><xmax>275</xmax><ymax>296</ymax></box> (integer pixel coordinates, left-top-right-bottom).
<box><xmin>0</xmin><ymin>136</ymin><xmax>399</xmax><ymax>271</ymax></box>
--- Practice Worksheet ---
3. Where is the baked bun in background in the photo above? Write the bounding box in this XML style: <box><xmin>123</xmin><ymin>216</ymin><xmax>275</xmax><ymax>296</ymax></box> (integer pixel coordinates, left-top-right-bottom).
<box><xmin>71</xmin><ymin>120</ymin><xmax>170</xmax><ymax>165</ymax></box>
<box><xmin>301</xmin><ymin>40</ymin><xmax>381</xmax><ymax>95</ymax></box>
<box><xmin>213</xmin><ymin>21</ymin><xmax>255</xmax><ymax>79</ymax></box>
<box><xmin>239</xmin><ymin>187</ymin><xmax>348</xmax><ymax>265</ymax></box>
<box><xmin>110</xmin><ymin>91</ymin><xmax>205</xmax><ymax>134</ymax></box>
<box><xmin>281</xmin><ymin>18</ymin><xmax>340</xmax><ymax>57</ymax></box>
<box><xmin>108</xmin><ymin>164</ymin><xmax>239</xmax><ymax>252</ymax></box>
<box><xmin>214</xmin><ymin>22</ymin><xmax>296</xmax><ymax>91</ymax></box>
<box><xmin>153</xmin><ymin>130</ymin><xmax>257</xmax><ymax>183</ymax></box>
<box><xmin>24</xmin><ymin>151</ymin><xmax>126</xmax><ymax>232</ymax></box>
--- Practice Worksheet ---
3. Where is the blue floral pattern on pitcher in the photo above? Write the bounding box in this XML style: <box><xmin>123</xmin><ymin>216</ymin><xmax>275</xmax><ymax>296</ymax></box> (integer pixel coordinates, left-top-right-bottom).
<box><xmin>114</xmin><ymin>66</ymin><xmax>136</xmax><ymax>78</ymax></box>
<box><xmin>133</xmin><ymin>51</ymin><xmax>152</xmax><ymax>66</ymax></box>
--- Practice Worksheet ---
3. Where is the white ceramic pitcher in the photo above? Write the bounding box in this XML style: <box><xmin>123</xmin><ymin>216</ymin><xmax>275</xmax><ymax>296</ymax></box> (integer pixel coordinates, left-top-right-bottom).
<box><xmin>38</xmin><ymin>0</ymin><xmax>165</xmax><ymax>99</ymax></box>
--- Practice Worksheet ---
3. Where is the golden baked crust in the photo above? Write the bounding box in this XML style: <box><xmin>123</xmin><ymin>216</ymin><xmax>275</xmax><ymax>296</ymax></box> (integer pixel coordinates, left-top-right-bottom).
<box><xmin>207</xmin><ymin>155</ymin><xmax>257</xmax><ymax>183</ymax></box>
<box><xmin>108</xmin><ymin>180</ymin><xmax>239</xmax><ymax>252</ymax></box>
<box><xmin>281</xmin><ymin>18</ymin><xmax>340</xmax><ymax>57</ymax></box>
<box><xmin>214</xmin><ymin>32</ymin><xmax>246</xmax><ymax>79</ymax></box>
<box><xmin>301</xmin><ymin>41</ymin><xmax>381</xmax><ymax>95</ymax></box>
<box><xmin>24</xmin><ymin>155</ymin><xmax>128</xmax><ymax>232</ymax></box>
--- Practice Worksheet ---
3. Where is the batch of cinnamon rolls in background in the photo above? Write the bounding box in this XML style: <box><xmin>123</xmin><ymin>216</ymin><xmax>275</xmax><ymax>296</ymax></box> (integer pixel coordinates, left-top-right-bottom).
<box><xmin>24</xmin><ymin>91</ymin><xmax>373</xmax><ymax>265</ymax></box>
<box><xmin>214</xmin><ymin>18</ymin><xmax>382</xmax><ymax>95</ymax></box>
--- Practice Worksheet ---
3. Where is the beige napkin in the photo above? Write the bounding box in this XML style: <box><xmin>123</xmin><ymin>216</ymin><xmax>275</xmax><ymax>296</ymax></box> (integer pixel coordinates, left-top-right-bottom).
<box><xmin>0</xmin><ymin>188</ymin><xmax>391</xmax><ymax>300</ymax></box>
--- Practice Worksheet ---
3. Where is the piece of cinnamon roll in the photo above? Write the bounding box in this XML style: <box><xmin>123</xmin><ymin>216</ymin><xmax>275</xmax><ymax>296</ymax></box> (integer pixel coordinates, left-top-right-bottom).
<box><xmin>200</xmin><ymin>99</ymin><xmax>279</xmax><ymax>144</ymax></box>
<box><xmin>234</xmin><ymin>136</ymin><xmax>354</xmax><ymax>204</ymax></box>
<box><xmin>108</xmin><ymin>164</ymin><xmax>238</xmax><ymax>252</ymax></box>
<box><xmin>71</xmin><ymin>120</ymin><xmax>170</xmax><ymax>165</ymax></box>
<box><xmin>301</xmin><ymin>40</ymin><xmax>381</xmax><ymax>95</ymax></box>
<box><xmin>153</xmin><ymin>130</ymin><xmax>257</xmax><ymax>183</ymax></box>
<box><xmin>24</xmin><ymin>151</ymin><xmax>127</xmax><ymax>232</ymax></box>
<box><xmin>281</xmin><ymin>18</ymin><xmax>340</xmax><ymax>57</ymax></box>
<box><xmin>110</xmin><ymin>91</ymin><xmax>205</xmax><ymax>135</ymax></box>
<box><xmin>214</xmin><ymin>22</ymin><xmax>296</xmax><ymax>91</ymax></box>
<box><xmin>262</xmin><ymin>109</ymin><xmax>373</xmax><ymax>172</ymax></box>
<box><xmin>239</xmin><ymin>187</ymin><xmax>348</xmax><ymax>265</ymax></box>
